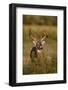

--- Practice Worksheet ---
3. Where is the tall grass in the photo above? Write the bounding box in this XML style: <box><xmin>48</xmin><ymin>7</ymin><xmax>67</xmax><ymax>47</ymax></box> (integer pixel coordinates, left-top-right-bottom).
<box><xmin>23</xmin><ymin>25</ymin><xmax>57</xmax><ymax>75</ymax></box>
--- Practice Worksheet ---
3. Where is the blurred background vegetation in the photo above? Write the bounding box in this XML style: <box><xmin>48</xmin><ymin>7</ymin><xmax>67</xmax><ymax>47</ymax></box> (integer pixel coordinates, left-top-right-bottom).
<box><xmin>23</xmin><ymin>15</ymin><xmax>57</xmax><ymax>26</ymax></box>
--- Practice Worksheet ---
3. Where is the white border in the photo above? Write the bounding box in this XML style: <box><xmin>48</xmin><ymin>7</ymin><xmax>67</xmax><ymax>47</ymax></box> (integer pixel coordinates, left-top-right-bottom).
<box><xmin>16</xmin><ymin>7</ymin><xmax>64</xmax><ymax>83</ymax></box>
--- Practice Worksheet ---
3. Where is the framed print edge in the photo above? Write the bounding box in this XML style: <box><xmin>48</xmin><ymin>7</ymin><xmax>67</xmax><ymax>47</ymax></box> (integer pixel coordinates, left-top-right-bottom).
<box><xmin>63</xmin><ymin>6</ymin><xmax>66</xmax><ymax>83</ymax></box>
<box><xmin>9</xmin><ymin>3</ymin><xmax>66</xmax><ymax>86</ymax></box>
<box><xmin>9</xmin><ymin>4</ymin><xmax>16</xmax><ymax>86</ymax></box>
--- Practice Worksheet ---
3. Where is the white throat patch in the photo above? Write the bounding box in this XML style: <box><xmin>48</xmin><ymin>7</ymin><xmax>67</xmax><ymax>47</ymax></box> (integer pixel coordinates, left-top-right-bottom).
<box><xmin>37</xmin><ymin>50</ymin><xmax>41</xmax><ymax>53</ymax></box>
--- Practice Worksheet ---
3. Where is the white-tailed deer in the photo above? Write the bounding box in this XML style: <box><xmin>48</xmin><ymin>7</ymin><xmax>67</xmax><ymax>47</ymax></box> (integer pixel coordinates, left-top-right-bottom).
<box><xmin>29</xmin><ymin>29</ymin><xmax>48</xmax><ymax>67</ymax></box>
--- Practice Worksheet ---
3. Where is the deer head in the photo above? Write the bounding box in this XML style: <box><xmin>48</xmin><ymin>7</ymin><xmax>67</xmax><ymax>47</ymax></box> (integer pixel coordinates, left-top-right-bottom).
<box><xmin>29</xmin><ymin>29</ymin><xmax>48</xmax><ymax>50</ymax></box>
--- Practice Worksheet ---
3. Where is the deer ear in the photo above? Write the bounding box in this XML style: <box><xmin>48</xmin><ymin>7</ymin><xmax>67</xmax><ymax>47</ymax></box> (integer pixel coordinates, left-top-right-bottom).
<box><xmin>33</xmin><ymin>41</ymin><xmax>36</xmax><ymax>46</ymax></box>
<box><xmin>42</xmin><ymin>41</ymin><xmax>45</xmax><ymax>45</ymax></box>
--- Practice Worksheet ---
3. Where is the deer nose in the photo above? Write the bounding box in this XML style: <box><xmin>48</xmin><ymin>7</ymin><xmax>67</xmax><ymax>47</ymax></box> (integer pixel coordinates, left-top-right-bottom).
<box><xmin>40</xmin><ymin>46</ymin><xmax>43</xmax><ymax>49</ymax></box>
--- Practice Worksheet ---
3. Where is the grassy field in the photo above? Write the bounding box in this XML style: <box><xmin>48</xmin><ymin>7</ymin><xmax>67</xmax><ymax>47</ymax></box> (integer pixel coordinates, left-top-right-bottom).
<box><xmin>23</xmin><ymin>25</ymin><xmax>57</xmax><ymax>75</ymax></box>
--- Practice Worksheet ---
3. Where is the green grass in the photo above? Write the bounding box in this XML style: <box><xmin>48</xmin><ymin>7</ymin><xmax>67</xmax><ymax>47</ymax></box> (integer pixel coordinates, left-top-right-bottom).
<box><xmin>23</xmin><ymin>25</ymin><xmax>57</xmax><ymax>75</ymax></box>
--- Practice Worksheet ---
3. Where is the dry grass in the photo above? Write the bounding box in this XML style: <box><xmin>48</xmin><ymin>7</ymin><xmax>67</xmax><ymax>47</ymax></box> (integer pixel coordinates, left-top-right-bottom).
<box><xmin>23</xmin><ymin>25</ymin><xmax>57</xmax><ymax>75</ymax></box>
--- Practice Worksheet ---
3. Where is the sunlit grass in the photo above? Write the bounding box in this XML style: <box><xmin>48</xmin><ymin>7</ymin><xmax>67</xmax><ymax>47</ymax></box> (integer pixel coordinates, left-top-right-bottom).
<box><xmin>23</xmin><ymin>25</ymin><xmax>57</xmax><ymax>75</ymax></box>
